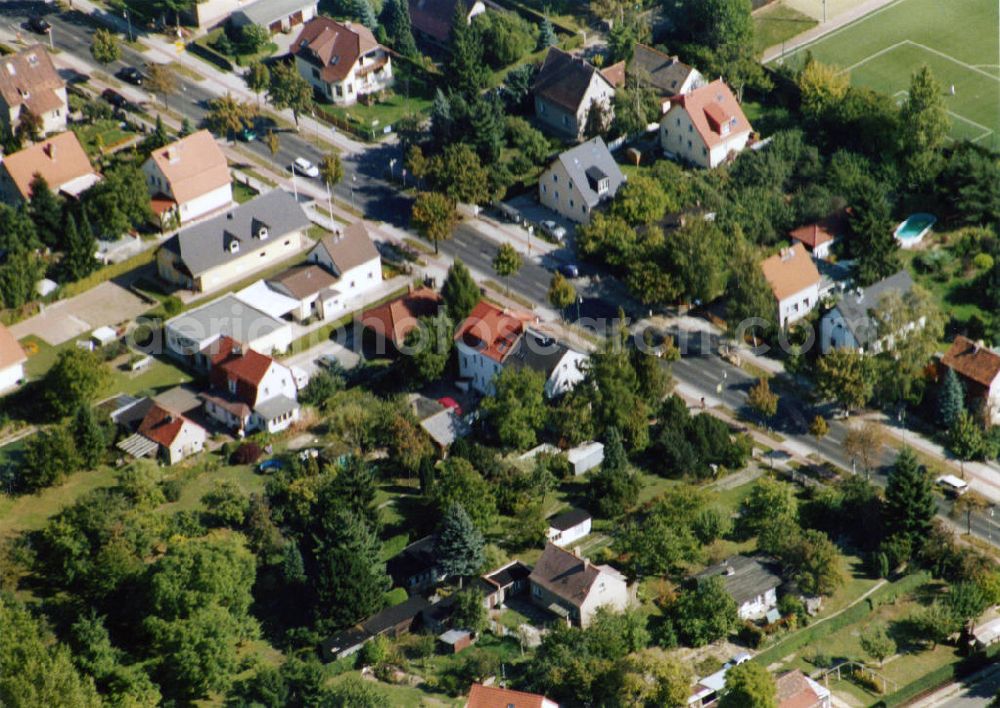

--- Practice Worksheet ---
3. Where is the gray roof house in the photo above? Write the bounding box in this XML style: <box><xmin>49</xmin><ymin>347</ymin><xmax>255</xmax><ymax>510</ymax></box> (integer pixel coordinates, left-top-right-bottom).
<box><xmin>819</xmin><ymin>270</ymin><xmax>916</xmax><ymax>354</ymax></box>
<box><xmin>506</xmin><ymin>329</ymin><xmax>589</xmax><ymax>398</ymax></box>
<box><xmin>629</xmin><ymin>44</ymin><xmax>705</xmax><ymax>100</ymax></box>
<box><xmin>230</xmin><ymin>0</ymin><xmax>319</xmax><ymax>33</ymax></box>
<box><xmin>533</xmin><ymin>47</ymin><xmax>620</xmax><ymax>140</ymax></box>
<box><xmin>695</xmin><ymin>555</ymin><xmax>781</xmax><ymax>621</ymax></box>
<box><xmin>163</xmin><ymin>294</ymin><xmax>292</xmax><ymax>370</ymax></box>
<box><xmin>538</xmin><ymin>137</ymin><xmax>626</xmax><ymax>224</ymax></box>
<box><xmin>156</xmin><ymin>189</ymin><xmax>310</xmax><ymax>294</ymax></box>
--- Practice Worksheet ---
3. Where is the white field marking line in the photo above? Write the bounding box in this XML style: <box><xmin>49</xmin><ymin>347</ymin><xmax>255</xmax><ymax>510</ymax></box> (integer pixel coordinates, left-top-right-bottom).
<box><xmin>839</xmin><ymin>40</ymin><xmax>908</xmax><ymax>73</ymax></box>
<box><xmin>907</xmin><ymin>41</ymin><xmax>1000</xmax><ymax>82</ymax></box>
<box><xmin>893</xmin><ymin>90</ymin><xmax>995</xmax><ymax>143</ymax></box>
<box><xmin>779</xmin><ymin>0</ymin><xmax>911</xmax><ymax>61</ymax></box>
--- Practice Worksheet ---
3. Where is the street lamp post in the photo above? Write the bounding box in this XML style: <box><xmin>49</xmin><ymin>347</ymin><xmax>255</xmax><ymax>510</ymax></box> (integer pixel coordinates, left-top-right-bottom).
<box><xmin>124</xmin><ymin>10</ymin><xmax>133</xmax><ymax>42</ymax></box>
<box><xmin>350</xmin><ymin>175</ymin><xmax>356</xmax><ymax>211</ymax></box>
<box><xmin>290</xmin><ymin>162</ymin><xmax>299</xmax><ymax>201</ymax></box>
<box><xmin>389</xmin><ymin>158</ymin><xmax>397</xmax><ymax>182</ymax></box>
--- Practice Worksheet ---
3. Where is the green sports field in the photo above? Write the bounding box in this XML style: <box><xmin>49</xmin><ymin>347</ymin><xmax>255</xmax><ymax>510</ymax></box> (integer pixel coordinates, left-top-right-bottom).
<box><xmin>778</xmin><ymin>0</ymin><xmax>999</xmax><ymax>146</ymax></box>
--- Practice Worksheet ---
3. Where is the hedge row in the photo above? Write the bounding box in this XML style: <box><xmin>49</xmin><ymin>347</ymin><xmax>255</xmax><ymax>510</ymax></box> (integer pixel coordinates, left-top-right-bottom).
<box><xmin>752</xmin><ymin>572</ymin><xmax>930</xmax><ymax>667</ymax></box>
<box><xmin>61</xmin><ymin>248</ymin><xmax>157</xmax><ymax>299</ymax></box>
<box><xmin>186</xmin><ymin>40</ymin><xmax>235</xmax><ymax>73</ymax></box>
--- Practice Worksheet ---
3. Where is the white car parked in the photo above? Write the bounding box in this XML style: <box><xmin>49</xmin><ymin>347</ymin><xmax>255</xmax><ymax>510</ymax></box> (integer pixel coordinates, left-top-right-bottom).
<box><xmin>292</xmin><ymin>157</ymin><xmax>319</xmax><ymax>178</ymax></box>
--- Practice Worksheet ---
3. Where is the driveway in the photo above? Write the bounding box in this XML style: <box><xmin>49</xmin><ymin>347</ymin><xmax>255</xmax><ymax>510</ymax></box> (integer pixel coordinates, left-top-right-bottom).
<box><xmin>11</xmin><ymin>279</ymin><xmax>154</xmax><ymax>346</ymax></box>
<box><xmin>283</xmin><ymin>338</ymin><xmax>360</xmax><ymax>380</ymax></box>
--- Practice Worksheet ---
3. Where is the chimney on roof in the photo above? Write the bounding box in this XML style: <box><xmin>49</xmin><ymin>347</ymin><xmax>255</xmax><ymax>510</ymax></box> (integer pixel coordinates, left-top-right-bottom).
<box><xmin>168</xmin><ymin>147</ymin><xmax>180</xmax><ymax>164</ymax></box>
<box><xmin>974</xmin><ymin>340</ymin><xmax>984</xmax><ymax>353</ymax></box>
<box><xmin>43</xmin><ymin>142</ymin><xmax>55</xmax><ymax>160</ymax></box>
<box><xmin>724</xmin><ymin>564</ymin><xmax>735</xmax><ymax>576</ymax></box>
<box><xmin>572</xmin><ymin>546</ymin><xmax>581</xmax><ymax>558</ymax></box>
<box><xmin>780</xmin><ymin>248</ymin><xmax>793</xmax><ymax>261</ymax></box>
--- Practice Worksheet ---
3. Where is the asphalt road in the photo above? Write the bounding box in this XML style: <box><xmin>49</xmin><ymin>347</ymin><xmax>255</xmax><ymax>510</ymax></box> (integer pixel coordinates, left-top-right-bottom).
<box><xmin>664</xmin><ymin>328</ymin><xmax>1000</xmax><ymax>546</ymax></box>
<box><xmin>2</xmin><ymin>4</ymin><xmax>411</xmax><ymax>224</ymax></box>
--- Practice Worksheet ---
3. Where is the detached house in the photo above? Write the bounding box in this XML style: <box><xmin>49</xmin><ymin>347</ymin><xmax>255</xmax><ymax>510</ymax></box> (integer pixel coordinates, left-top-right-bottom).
<box><xmin>820</xmin><ymin>271</ymin><xmax>918</xmax><ymax>354</ymax></box>
<box><xmin>0</xmin><ymin>131</ymin><xmax>100</xmax><ymax>205</ymax></box>
<box><xmin>303</xmin><ymin>222</ymin><xmax>383</xmax><ymax>313</ymax></box>
<box><xmin>776</xmin><ymin>670</ymin><xmax>832</xmax><ymax>708</ymax></box>
<box><xmin>291</xmin><ymin>16</ymin><xmax>393</xmax><ymax>106</ymax></box>
<box><xmin>361</xmin><ymin>286</ymin><xmax>443</xmax><ymax>351</ymax></box>
<box><xmin>466</xmin><ymin>684</ymin><xmax>558</xmax><ymax>708</ymax></box>
<box><xmin>143</xmin><ymin>130</ymin><xmax>232</xmax><ymax>226</ymax></box>
<box><xmin>455</xmin><ymin>301</ymin><xmax>587</xmax><ymax>396</ymax></box>
<box><xmin>630</xmin><ymin>44</ymin><xmax>705</xmax><ymax>107</ymax></box>
<box><xmin>695</xmin><ymin>556</ymin><xmax>780</xmax><ymax>621</ymax></box>
<box><xmin>0</xmin><ymin>46</ymin><xmax>67</xmax><ymax>136</ymax></box>
<box><xmin>941</xmin><ymin>336</ymin><xmax>1000</xmax><ymax>425</ymax></box>
<box><xmin>529</xmin><ymin>543</ymin><xmax>630</xmax><ymax>628</ymax></box>
<box><xmin>761</xmin><ymin>243</ymin><xmax>821</xmax><ymax>328</ymax></box>
<box><xmin>165</xmin><ymin>293</ymin><xmax>293</xmax><ymax>368</ymax></box>
<box><xmin>533</xmin><ymin>47</ymin><xmax>620</xmax><ymax>141</ymax></box>
<box><xmin>0</xmin><ymin>323</ymin><xmax>26</xmax><ymax>393</ymax></box>
<box><xmin>114</xmin><ymin>398</ymin><xmax>207</xmax><ymax>465</ymax></box>
<box><xmin>203</xmin><ymin>337</ymin><xmax>300</xmax><ymax>434</ymax></box>
<box><xmin>408</xmin><ymin>0</ymin><xmax>486</xmax><ymax>47</ymax></box>
<box><xmin>157</xmin><ymin>189</ymin><xmax>309</xmax><ymax>294</ymax></box>
<box><xmin>660</xmin><ymin>79</ymin><xmax>752</xmax><ymax>168</ymax></box>
<box><xmin>789</xmin><ymin>210</ymin><xmax>848</xmax><ymax>260</ymax></box>
<box><xmin>539</xmin><ymin>137</ymin><xmax>626</xmax><ymax>224</ymax></box>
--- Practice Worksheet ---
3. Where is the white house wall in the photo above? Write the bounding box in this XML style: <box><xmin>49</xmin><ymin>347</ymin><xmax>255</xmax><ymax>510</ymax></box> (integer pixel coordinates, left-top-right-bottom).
<box><xmin>177</xmin><ymin>182</ymin><xmax>233</xmax><ymax>225</ymax></box>
<box><xmin>0</xmin><ymin>362</ymin><xmax>24</xmax><ymax>393</ymax></box>
<box><xmin>457</xmin><ymin>341</ymin><xmax>501</xmax><ymax>395</ymax></box>
<box><xmin>547</xmin><ymin>519</ymin><xmax>592</xmax><ymax>547</ymax></box>
<box><xmin>546</xmin><ymin>350</ymin><xmax>588</xmax><ymax>397</ymax></box>
<box><xmin>777</xmin><ymin>283</ymin><xmax>819</xmax><ymax>328</ymax></box>
<box><xmin>577</xmin><ymin>571</ymin><xmax>630</xmax><ymax>628</ymax></box>
<box><xmin>195</xmin><ymin>229</ymin><xmax>304</xmax><ymax>294</ymax></box>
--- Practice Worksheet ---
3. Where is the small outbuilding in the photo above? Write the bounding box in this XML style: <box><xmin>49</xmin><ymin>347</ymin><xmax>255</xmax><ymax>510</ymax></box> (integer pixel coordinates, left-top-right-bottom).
<box><xmin>438</xmin><ymin>628</ymin><xmax>472</xmax><ymax>654</ymax></box>
<box><xmin>546</xmin><ymin>508</ymin><xmax>592</xmax><ymax>547</ymax></box>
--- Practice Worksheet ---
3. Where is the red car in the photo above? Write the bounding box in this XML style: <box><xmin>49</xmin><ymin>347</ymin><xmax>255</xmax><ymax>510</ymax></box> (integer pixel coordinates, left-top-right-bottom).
<box><xmin>437</xmin><ymin>397</ymin><xmax>462</xmax><ymax>416</ymax></box>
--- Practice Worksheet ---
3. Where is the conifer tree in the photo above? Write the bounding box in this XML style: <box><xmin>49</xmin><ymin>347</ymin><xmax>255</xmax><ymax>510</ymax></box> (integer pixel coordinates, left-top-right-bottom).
<box><xmin>72</xmin><ymin>403</ymin><xmax>106</xmax><ymax>469</ymax></box>
<box><xmin>538</xmin><ymin>17</ymin><xmax>556</xmax><ymax>49</ymax></box>
<box><xmin>883</xmin><ymin>447</ymin><xmax>935</xmax><ymax>551</ymax></box>
<box><xmin>28</xmin><ymin>173</ymin><xmax>63</xmax><ymax>250</ymax></box>
<box><xmin>382</xmin><ymin>0</ymin><xmax>418</xmax><ymax>57</ymax></box>
<box><xmin>938</xmin><ymin>367</ymin><xmax>964</xmax><ymax>430</ymax></box>
<box><xmin>441</xmin><ymin>258</ymin><xmax>479</xmax><ymax>323</ymax></box>
<box><xmin>447</xmin><ymin>1</ymin><xmax>489</xmax><ymax>99</ymax></box>
<box><xmin>436</xmin><ymin>504</ymin><xmax>485</xmax><ymax>585</ymax></box>
<box><xmin>61</xmin><ymin>212</ymin><xmax>98</xmax><ymax>281</ymax></box>
<box><xmin>315</xmin><ymin>510</ymin><xmax>389</xmax><ymax>628</ymax></box>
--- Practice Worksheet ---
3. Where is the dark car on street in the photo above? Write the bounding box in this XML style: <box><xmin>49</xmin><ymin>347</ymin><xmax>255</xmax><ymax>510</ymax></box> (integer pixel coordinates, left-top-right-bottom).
<box><xmin>116</xmin><ymin>67</ymin><xmax>144</xmax><ymax>85</ymax></box>
<box><xmin>27</xmin><ymin>16</ymin><xmax>51</xmax><ymax>34</ymax></box>
<box><xmin>101</xmin><ymin>88</ymin><xmax>130</xmax><ymax>111</ymax></box>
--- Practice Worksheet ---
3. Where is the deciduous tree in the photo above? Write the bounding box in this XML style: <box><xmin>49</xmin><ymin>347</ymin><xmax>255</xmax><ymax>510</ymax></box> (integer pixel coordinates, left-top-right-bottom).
<box><xmin>90</xmin><ymin>28</ymin><xmax>120</xmax><ymax>64</ymax></box>
<box><xmin>480</xmin><ymin>366</ymin><xmax>547</xmax><ymax>450</ymax></box>
<box><xmin>548</xmin><ymin>272</ymin><xmax>576</xmax><ymax>317</ymax></box>
<box><xmin>900</xmin><ymin>66</ymin><xmax>949</xmax><ymax>188</ymax></box>
<box><xmin>720</xmin><ymin>661</ymin><xmax>776</xmax><ymax>708</ymax></box>
<box><xmin>492</xmin><ymin>242</ymin><xmax>522</xmax><ymax>295</ymax></box>
<box><xmin>145</xmin><ymin>63</ymin><xmax>178</xmax><ymax>110</ymax></box>
<box><xmin>44</xmin><ymin>348</ymin><xmax>108</xmax><ymax>419</ymax></box>
<box><xmin>205</xmin><ymin>93</ymin><xmax>258</xmax><ymax>138</ymax></box>
<box><xmin>430</xmin><ymin>458</ymin><xmax>496</xmax><ymax>531</ymax></box>
<box><xmin>245</xmin><ymin>61</ymin><xmax>270</xmax><ymax>104</ymax></box>
<box><xmin>815</xmin><ymin>348</ymin><xmax>873</xmax><ymax>413</ymax></box>
<box><xmin>268</xmin><ymin>61</ymin><xmax>314</xmax><ymax>128</ymax></box>
<box><xmin>843</xmin><ymin>421</ymin><xmax>886</xmax><ymax>478</ymax></box>
<box><xmin>411</xmin><ymin>191</ymin><xmax>457</xmax><ymax>254</ymax></box>
<box><xmin>319</xmin><ymin>152</ymin><xmax>344</xmax><ymax>190</ymax></box>
<box><xmin>747</xmin><ymin>377</ymin><xmax>779</xmax><ymax>420</ymax></box>
<box><xmin>673</xmin><ymin>575</ymin><xmax>739</xmax><ymax>647</ymax></box>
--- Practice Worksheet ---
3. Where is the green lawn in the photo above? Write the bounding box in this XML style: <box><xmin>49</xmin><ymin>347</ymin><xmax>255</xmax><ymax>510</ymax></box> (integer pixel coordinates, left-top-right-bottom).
<box><xmin>195</xmin><ymin>28</ymin><xmax>278</xmax><ymax>68</ymax></box>
<box><xmin>776</xmin><ymin>0</ymin><xmax>999</xmax><ymax>144</ymax></box>
<box><xmin>232</xmin><ymin>180</ymin><xmax>259</xmax><ymax>204</ymax></box>
<box><xmin>72</xmin><ymin>119</ymin><xmax>138</xmax><ymax>157</ymax></box>
<box><xmin>104</xmin><ymin>356</ymin><xmax>192</xmax><ymax>398</ymax></box>
<box><xmin>753</xmin><ymin>2</ymin><xmax>818</xmax><ymax>54</ymax></box>
<box><xmin>317</xmin><ymin>63</ymin><xmax>434</xmax><ymax>141</ymax></box>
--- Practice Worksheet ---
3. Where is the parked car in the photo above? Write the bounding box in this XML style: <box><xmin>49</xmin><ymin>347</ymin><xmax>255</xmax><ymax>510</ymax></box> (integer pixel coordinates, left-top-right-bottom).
<box><xmin>101</xmin><ymin>88</ymin><xmax>130</xmax><ymax>111</ymax></box>
<box><xmin>116</xmin><ymin>67</ymin><xmax>144</xmax><ymax>85</ymax></box>
<box><xmin>239</xmin><ymin>127</ymin><xmax>257</xmax><ymax>142</ymax></box>
<box><xmin>540</xmin><ymin>220</ymin><xmax>567</xmax><ymax>241</ymax></box>
<box><xmin>292</xmin><ymin>157</ymin><xmax>319</xmax><ymax>178</ymax></box>
<box><xmin>316</xmin><ymin>354</ymin><xmax>341</xmax><ymax>370</ymax></box>
<box><xmin>558</xmin><ymin>263</ymin><xmax>579</xmax><ymax>279</ymax></box>
<box><xmin>27</xmin><ymin>15</ymin><xmax>51</xmax><ymax>34</ymax></box>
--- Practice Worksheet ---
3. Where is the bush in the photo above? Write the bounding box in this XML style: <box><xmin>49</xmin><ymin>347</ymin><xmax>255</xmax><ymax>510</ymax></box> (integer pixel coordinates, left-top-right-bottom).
<box><xmin>161</xmin><ymin>478</ymin><xmax>183</xmax><ymax>502</ymax></box>
<box><xmin>162</xmin><ymin>295</ymin><xmax>183</xmax><ymax>317</ymax></box>
<box><xmin>738</xmin><ymin>621</ymin><xmax>765</xmax><ymax>648</ymax></box>
<box><xmin>231</xmin><ymin>442</ymin><xmax>263</xmax><ymax>465</ymax></box>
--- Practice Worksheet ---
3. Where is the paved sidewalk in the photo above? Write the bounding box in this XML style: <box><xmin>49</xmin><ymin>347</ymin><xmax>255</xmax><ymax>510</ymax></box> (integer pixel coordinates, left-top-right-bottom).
<box><xmin>71</xmin><ymin>0</ymin><xmax>367</xmax><ymax>155</ymax></box>
<box><xmin>762</xmin><ymin>0</ymin><xmax>902</xmax><ymax>63</ymax></box>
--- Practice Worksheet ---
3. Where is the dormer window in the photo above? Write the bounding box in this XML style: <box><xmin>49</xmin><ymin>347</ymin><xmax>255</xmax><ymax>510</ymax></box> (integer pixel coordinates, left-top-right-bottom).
<box><xmin>585</xmin><ymin>166</ymin><xmax>609</xmax><ymax>195</ymax></box>
<box><xmin>228</xmin><ymin>240</ymin><xmax>240</xmax><ymax>253</ymax></box>
<box><xmin>257</xmin><ymin>226</ymin><xmax>268</xmax><ymax>239</ymax></box>
<box><xmin>228</xmin><ymin>378</ymin><xmax>237</xmax><ymax>394</ymax></box>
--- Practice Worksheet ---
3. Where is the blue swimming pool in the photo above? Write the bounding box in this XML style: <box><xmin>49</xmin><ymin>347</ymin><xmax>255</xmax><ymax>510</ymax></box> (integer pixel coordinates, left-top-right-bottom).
<box><xmin>895</xmin><ymin>213</ymin><xmax>936</xmax><ymax>247</ymax></box>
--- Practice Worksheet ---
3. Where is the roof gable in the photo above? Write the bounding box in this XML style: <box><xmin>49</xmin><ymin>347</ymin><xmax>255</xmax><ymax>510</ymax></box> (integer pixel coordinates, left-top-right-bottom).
<box><xmin>138</xmin><ymin>403</ymin><xmax>193</xmax><ymax>447</ymax></box>
<box><xmin>533</xmin><ymin>47</ymin><xmax>613</xmax><ymax>114</ymax></box>
<box><xmin>942</xmin><ymin>335</ymin><xmax>1000</xmax><ymax>388</ymax></box>
<box><xmin>1</xmin><ymin>131</ymin><xmax>97</xmax><ymax>200</ymax></box>
<box><xmin>0</xmin><ymin>46</ymin><xmax>64</xmax><ymax>110</ymax></box>
<box><xmin>553</xmin><ymin>136</ymin><xmax>625</xmax><ymax>208</ymax></box>
<box><xmin>831</xmin><ymin>270</ymin><xmax>915</xmax><ymax>348</ymax></box>
<box><xmin>454</xmin><ymin>300</ymin><xmax>533</xmax><ymax>364</ymax></box>
<box><xmin>529</xmin><ymin>543</ymin><xmax>623</xmax><ymax>607</ymax></box>
<box><xmin>291</xmin><ymin>16</ymin><xmax>379</xmax><ymax>83</ymax></box>
<box><xmin>761</xmin><ymin>243</ymin><xmax>821</xmax><ymax>301</ymax></box>
<box><xmin>315</xmin><ymin>221</ymin><xmax>380</xmax><ymax>274</ymax></box>
<box><xmin>169</xmin><ymin>189</ymin><xmax>309</xmax><ymax>276</ymax></box>
<box><xmin>630</xmin><ymin>44</ymin><xmax>700</xmax><ymax>95</ymax></box>
<box><xmin>695</xmin><ymin>555</ymin><xmax>781</xmax><ymax>606</ymax></box>
<box><xmin>360</xmin><ymin>286</ymin><xmax>442</xmax><ymax>346</ymax></box>
<box><xmin>667</xmin><ymin>79</ymin><xmax>751</xmax><ymax>150</ymax></box>
<box><xmin>148</xmin><ymin>130</ymin><xmax>230</xmax><ymax>205</ymax></box>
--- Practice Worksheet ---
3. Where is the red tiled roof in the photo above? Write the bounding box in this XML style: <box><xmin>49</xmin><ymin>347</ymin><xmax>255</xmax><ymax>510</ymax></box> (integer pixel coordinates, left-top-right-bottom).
<box><xmin>790</xmin><ymin>210</ymin><xmax>848</xmax><ymax>250</ymax></box>
<box><xmin>218</xmin><ymin>346</ymin><xmax>273</xmax><ymax>387</ymax></box>
<box><xmin>361</xmin><ymin>287</ymin><xmax>442</xmax><ymax>347</ymax></box>
<box><xmin>453</xmin><ymin>300</ymin><xmax>533</xmax><ymax>364</ymax></box>
<box><xmin>0</xmin><ymin>323</ymin><xmax>26</xmax><ymax>371</ymax></box>
<box><xmin>600</xmin><ymin>60</ymin><xmax>626</xmax><ymax>88</ymax></box>
<box><xmin>942</xmin><ymin>335</ymin><xmax>1000</xmax><ymax>388</ymax></box>
<box><xmin>776</xmin><ymin>670</ymin><xmax>824</xmax><ymax>708</ymax></box>
<box><xmin>1</xmin><ymin>131</ymin><xmax>97</xmax><ymax>201</ymax></box>
<box><xmin>138</xmin><ymin>404</ymin><xmax>185</xmax><ymax>447</ymax></box>
<box><xmin>466</xmin><ymin>683</ymin><xmax>550</xmax><ymax>708</ymax></box>
<box><xmin>667</xmin><ymin>79</ymin><xmax>751</xmax><ymax>150</ymax></box>
<box><xmin>760</xmin><ymin>243</ymin><xmax>821</xmax><ymax>301</ymax></box>
<box><xmin>290</xmin><ymin>16</ymin><xmax>379</xmax><ymax>84</ymax></box>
